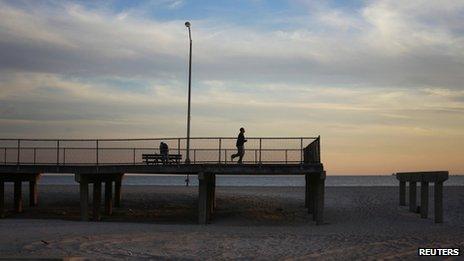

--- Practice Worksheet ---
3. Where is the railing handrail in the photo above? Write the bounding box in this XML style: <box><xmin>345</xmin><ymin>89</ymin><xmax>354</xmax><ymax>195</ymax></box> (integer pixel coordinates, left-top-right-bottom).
<box><xmin>0</xmin><ymin>147</ymin><xmax>305</xmax><ymax>151</ymax></box>
<box><xmin>0</xmin><ymin>136</ymin><xmax>318</xmax><ymax>142</ymax></box>
<box><xmin>1</xmin><ymin>136</ymin><xmax>321</xmax><ymax>165</ymax></box>
<box><xmin>303</xmin><ymin>136</ymin><xmax>321</xmax><ymax>164</ymax></box>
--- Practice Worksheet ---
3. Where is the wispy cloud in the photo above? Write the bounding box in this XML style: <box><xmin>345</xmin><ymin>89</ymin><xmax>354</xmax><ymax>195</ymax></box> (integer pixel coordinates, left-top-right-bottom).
<box><xmin>1</xmin><ymin>0</ymin><xmax>463</xmax><ymax>86</ymax></box>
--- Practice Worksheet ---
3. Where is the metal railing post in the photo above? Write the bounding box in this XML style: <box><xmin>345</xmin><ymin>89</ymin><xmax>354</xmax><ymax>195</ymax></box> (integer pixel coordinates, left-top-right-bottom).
<box><xmin>259</xmin><ymin>138</ymin><xmax>262</xmax><ymax>163</ymax></box>
<box><xmin>17</xmin><ymin>139</ymin><xmax>20</xmax><ymax>165</ymax></box>
<box><xmin>254</xmin><ymin>149</ymin><xmax>257</xmax><ymax>164</ymax></box>
<box><xmin>177</xmin><ymin>138</ymin><xmax>181</xmax><ymax>155</ymax></box>
<box><xmin>33</xmin><ymin>148</ymin><xmax>36</xmax><ymax>164</ymax></box>
<box><xmin>300</xmin><ymin>138</ymin><xmax>303</xmax><ymax>163</ymax></box>
<box><xmin>193</xmin><ymin>149</ymin><xmax>196</xmax><ymax>164</ymax></box>
<box><xmin>285</xmin><ymin>149</ymin><xmax>288</xmax><ymax>164</ymax></box>
<box><xmin>225</xmin><ymin>149</ymin><xmax>228</xmax><ymax>164</ymax></box>
<box><xmin>133</xmin><ymin>148</ymin><xmax>136</xmax><ymax>165</ymax></box>
<box><xmin>96</xmin><ymin>140</ymin><xmax>99</xmax><ymax>165</ymax></box>
<box><xmin>57</xmin><ymin>140</ymin><xmax>60</xmax><ymax>165</ymax></box>
<box><xmin>63</xmin><ymin>148</ymin><xmax>66</xmax><ymax>165</ymax></box>
<box><xmin>218</xmin><ymin>138</ymin><xmax>222</xmax><ymax>163</ymax></box>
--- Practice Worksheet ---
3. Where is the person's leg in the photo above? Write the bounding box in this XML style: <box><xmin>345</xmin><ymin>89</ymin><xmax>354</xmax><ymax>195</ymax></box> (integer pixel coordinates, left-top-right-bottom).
<box><xmin>231</xmin><ymin>147</ymin><xmax>239</xmax><ymax>160</ymax></box>
<box><xmin>237</xmin><ymin>146</ymin><xmax>244</xmax><ymax>163</ymax></box>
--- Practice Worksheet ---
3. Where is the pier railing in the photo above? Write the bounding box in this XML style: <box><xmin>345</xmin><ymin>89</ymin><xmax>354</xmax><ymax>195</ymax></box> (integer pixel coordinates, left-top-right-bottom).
<box><xmin>304</xmin><ymin>137</ymin><xmax>321</xmax><ymax>164</ymax></box>
<box><xmin>0</xmin><ymin>137</ymin><xmax>320</xmax><ymax>165</ymax></box>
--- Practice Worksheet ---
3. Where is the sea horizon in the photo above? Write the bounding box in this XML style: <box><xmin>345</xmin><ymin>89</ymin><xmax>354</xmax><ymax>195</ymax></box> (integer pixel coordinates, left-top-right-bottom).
<box><xmin>38</xmin><ymin>173</ymin><xmax>464</xmax><ymax>187</ymax></box>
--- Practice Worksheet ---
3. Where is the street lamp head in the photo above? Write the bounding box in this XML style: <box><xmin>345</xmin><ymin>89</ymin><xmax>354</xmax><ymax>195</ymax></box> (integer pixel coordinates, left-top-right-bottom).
<box><xmin>185</xmin><ymin>21</ymin><xmax>191</xmax><ymax>28</ymax></box>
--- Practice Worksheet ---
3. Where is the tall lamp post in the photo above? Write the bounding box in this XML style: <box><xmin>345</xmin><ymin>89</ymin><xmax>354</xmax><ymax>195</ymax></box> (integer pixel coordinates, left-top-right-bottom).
<box><xmin>185</xmin><ymin>21</ymin><xmax>192</xmax><ymax>166</ymax></box>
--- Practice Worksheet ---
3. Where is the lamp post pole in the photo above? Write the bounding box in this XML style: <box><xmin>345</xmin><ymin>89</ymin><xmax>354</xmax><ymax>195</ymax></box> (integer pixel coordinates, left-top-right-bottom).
<box><xmin>185</xmin><ymin>21</ymin><xmax>192</xmax><ymax>166</ymax></box>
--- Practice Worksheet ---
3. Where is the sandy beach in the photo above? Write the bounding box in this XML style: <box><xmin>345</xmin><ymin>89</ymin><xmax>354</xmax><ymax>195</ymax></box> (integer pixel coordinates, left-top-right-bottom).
<box><xmin>0</xmin><ymin>185</ymin><xmax>463</xmax><ymax>259</ymax></box>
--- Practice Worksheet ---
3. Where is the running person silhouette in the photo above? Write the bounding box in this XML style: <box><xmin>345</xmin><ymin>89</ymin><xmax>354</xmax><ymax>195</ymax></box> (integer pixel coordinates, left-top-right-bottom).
<box><xmin>231</xmin><ymin>127</ymin><xmax>247</xmax><ymax>164</ymax></box>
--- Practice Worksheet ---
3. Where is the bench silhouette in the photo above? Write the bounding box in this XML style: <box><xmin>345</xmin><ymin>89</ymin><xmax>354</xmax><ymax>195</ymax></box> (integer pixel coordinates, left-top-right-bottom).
<box><xmin>142</xmin><ymin>153</ymin><xmax>182</xmax><ymax>165</ymax></box>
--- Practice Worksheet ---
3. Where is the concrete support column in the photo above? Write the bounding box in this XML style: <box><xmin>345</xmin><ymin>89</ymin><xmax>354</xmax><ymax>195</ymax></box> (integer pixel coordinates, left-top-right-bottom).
<box><xmin>305</xmin><ymin>174</ymin><xmax>310</xmax><ymax>210</ymax></box>
<box><xmin>105</xmin><ymin>181</ymin><xmax>113</xmax><ymax>215</ymax></box>
<box><xmin>409</xmin><ymin>181</ymin><xmax>417</xmax><ymax>212</ymax></box>
<box><xmin>14</xmin><ymin>180</ymin><xmax>22</xmax><ymax>213</ymax></box>
<box><xmin>93</xmin><ymin>181</ymin><xmax>102</xmax><ymax>221</ymax></box>
<box><xmin>399</xmin><ymin>181</ymin><xmax>406</xmax><ymax>206</ymax></box>
<box><xmin>79</xmin><ymin>178</ymin><xmax>89</xmax><ymax>221</ymax></box>
<box><xmin>114</xmin><ymin>174</ymin><xmax>123</xmax><ymax>207</ymax></box>
<box><xmin>29</xmin><ymin>178</ymin><xmax>38</xmax><ymax>207</ymax></box>
<box><xmin>198</xmin><ymin>172</ymin><xmax>211</xmax><ymax>225</ymax></box>
<box><xmin>207</xmin><ymin>174</ymin><xmax>213</xmax><ymax>219</ymax></box>
<box><xmin>208</xmin><ymin>174</ymin><xmax>214</xmax><ymax>221</ymax></box>
<box><xmin>0</xmin><ymin>180</ymin><xmax>4</xmax><ymax>218</ymax></box>
<box><xmin>309</xmin><ymin>176</ymin><xmax>317</xmax><ymax>216</ymax></box>
<box><xmin>210</xmin><ymin>174</ymin><xmax>216</xmax><ymax>212</ymax></box>
<box><xmin>420</xmin><ymin>181</ymin><xmax>429</xmax><ymax>218</ymax></box>
<box><xmin>315</xmin><ymin>173</ymin><xmax>325</xmax><ymax>225</ymax></box>
<box><xmin>434</xmin><ymin>181</ymin><xmax>443</xmax><ymax>223</ymax></box>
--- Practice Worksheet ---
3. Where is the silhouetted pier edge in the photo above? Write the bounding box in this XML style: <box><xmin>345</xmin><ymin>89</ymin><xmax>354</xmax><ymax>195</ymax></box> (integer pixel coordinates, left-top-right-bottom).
<box><xmin>0</xmin><ymin>137</ymin><xmax>325</xmax><ymax>224</ymax></box>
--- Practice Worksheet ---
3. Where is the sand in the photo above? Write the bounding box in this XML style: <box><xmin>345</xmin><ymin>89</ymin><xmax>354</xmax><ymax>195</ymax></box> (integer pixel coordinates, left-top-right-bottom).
<box><xmin>0</xmin><ymin>185</ymin><xmax>463</xmax><ymax>260</ymax></box>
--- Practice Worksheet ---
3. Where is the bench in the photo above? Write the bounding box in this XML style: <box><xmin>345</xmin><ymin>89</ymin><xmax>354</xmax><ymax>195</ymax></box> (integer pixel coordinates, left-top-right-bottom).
<box><xmin>142</xmin><ymin>154</ymin><xmax>182</xmax><ymax>165</ymax></box>
<box><xmin>396</xmin><ymin>171</ymin><xmax>448</xmax><ymax>223</ymax></box>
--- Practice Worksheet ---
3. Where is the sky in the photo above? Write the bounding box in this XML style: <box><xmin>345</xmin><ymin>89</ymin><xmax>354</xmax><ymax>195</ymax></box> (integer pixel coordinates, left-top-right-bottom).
<box><xmin>0</xmin><ymin>0</ymin><xmax>463</xmax><ymax>174</ymax></box>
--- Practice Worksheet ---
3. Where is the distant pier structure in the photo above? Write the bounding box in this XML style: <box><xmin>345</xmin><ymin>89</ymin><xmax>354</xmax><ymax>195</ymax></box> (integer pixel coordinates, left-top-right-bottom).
<box><xmin>0</xmin><ymin>137</ymin><xmax>325</xmax><ymax>224</ymax></box>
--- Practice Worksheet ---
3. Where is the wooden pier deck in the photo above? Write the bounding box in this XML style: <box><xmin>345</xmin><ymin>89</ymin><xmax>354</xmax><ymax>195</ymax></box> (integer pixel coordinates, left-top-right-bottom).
<box><xmin>0</xmin><ymin>137</ymin><xmax>326</xmax><ymax>225</ymax></box>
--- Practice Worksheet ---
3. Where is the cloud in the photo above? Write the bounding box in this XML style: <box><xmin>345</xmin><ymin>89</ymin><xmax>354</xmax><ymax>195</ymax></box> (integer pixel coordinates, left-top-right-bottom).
<box><xmin>0</xmin><ymin>0</ymin><xmax>463</xmax><ymax>87</ymax></box>
<box><xmin>0</xmin><ymin>2</ymin><xmax>187</xmax><ymax>78</ymax></box>
<box><xmin>2</xmin><ymin>72</ymin><xmax>463</xmax><ymax>137</ymax></box>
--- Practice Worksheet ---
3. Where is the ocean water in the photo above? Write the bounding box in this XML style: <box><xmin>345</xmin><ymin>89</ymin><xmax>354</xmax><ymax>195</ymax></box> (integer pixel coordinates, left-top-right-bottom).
<box><xmin>38</xmin><ymin>174</ymin><xmax>464</xmax><ymax>187</ymax></box>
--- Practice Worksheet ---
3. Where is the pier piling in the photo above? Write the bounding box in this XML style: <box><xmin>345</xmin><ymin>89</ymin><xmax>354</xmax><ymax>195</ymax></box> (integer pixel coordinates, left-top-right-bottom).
<box><xmin>305</xmin><ymin>174</ymin><xmax>310</xmax><ymax>210</ymax></box>
<box><xmin>93</xmin><ymin>181</ymin><xmax>102</xmax><ymax>221</ymax></box>
<box><xmin>13</xmin><ymin>180</ymin><xmax>22</xmax><ymax>213</ymax></box>
<box><xmin>399</xmin><ymin>181</ymin><xmax>406</xmax><ymax>206</ymax></box>
<box><xmin>0</xmin><ymin>180</ymin><xmax>4</xmax><ymax>217</ymax></box>
<box><xmin>198</xmin><ymin>173</ymin><xmax>208</xmax><ymax>224</ymax></box>
<box><xmin>434</xmin><ymin>181</ymin><xmax>443</xmax><ymax>223</ymax></box>
<box><xmin>29</xmin><ymin>176</ymin><xmax>38</xmax><ymax>207</ymax></box>
<box><xmin>409</xmin><ymin>182</ymin><xmax>417</xmax><ymax>213</ymax></box>
<box><xmin>420</xmin><ymin>181</ymin><xmax>429</xmax><ymax>218</ymax></box>
<box><xmin>396</xmin><ymin>171</ymin><xmax>448</xmax><ymax>223</ymax></box>
<box><xmin>79</xmin><ymin>178</ymin><xmax>89</xmax><ymax>221</ymax></box>
<box><xmin>310</xmin><ymin>176</ymin><xmax>317</xmax><ymax>217</ymax></box>
<box><xmin>198</xmin><ymin>172</ymin><xmax>216</xmax><ymax>224</ymax></box>
<box><xmin>105</xmin><ymin>181</ymin><xmax>113</xmax><ymax>215</ymax></box>
<box><xmin>315</xmin><ymin>172</ymin><xmax>326</xmax><ymax>225</ymax></box>
<box><xmin>114</xmin><ymin>174</ymin><xmax>123</xmax><ymax>207</ymax></box>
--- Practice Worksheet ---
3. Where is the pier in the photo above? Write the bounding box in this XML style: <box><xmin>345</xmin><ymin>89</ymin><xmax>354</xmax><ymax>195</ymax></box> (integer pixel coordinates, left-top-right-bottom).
<box><xmin>396</xmin><ymin>171</ymin><xmax>449</xmax><ymax>223</ymax></box>
<box><xmin>0</xmin><ymin>137</ymin><xmax>325</xmax><ymax>224</ymax></box>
